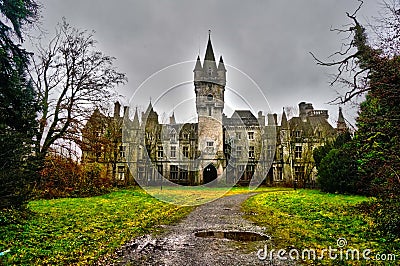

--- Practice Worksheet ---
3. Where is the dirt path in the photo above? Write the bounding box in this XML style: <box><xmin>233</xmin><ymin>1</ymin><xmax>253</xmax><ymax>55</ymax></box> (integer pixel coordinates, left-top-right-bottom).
<box><xmin>101</xmin><ymin>193</ymin><xmax>296</xmax><ymax>265</ymax></box>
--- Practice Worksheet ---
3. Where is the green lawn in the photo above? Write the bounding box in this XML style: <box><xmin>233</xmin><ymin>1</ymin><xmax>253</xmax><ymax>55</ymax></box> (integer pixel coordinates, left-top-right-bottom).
<box><xmin>242</xmin><ymin>189</ymin><xmax>399</xmax><ymax>265</ymax></box>
<box><xmin>0</xmin><ymin>188</ymin><xmax>192</xmax><ymax>265</ymax></box>
<box><xmin>144</xmin><ymin>185</ymin><xmax>289</xmax><ymax>205</ymax></box>
<box><xmin>0</xmin><ymin>186</ymin><xmax>283</xmax><ymax>265</ymax></box>
<box><xmin>3</xmin><ymin>187</ymin><xmax>397</xmax><ymax>265</ymax></box>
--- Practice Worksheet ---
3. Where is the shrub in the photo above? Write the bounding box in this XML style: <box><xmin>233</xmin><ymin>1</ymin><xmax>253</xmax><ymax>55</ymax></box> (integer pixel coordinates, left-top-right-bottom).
<box><xmin>317</xmin><ymin>146</ymin><xmax>358</xmax><ymax>194</ymax></box>
<box><xmin>37</xmin><ymin>157</ymin><xmax>112</xmax><ymax>198</ymax></box>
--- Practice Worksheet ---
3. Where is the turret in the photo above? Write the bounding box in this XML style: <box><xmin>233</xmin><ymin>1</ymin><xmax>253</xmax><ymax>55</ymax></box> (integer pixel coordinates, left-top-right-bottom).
<box><xmin>193</xmin><ymin>31</ymin><xmax>225</xmax><ymax>86</ymax></box>
<box><xmin>337</xmin><ymin>107</ymin><xmax>347</xmax><ymax>133</ymax></box>
<box><xmin>217</xmin><ymin>56</ymin><xmax>226</xmax><ymax>86</ymax></box>
<box><xmin>194</xmin><ymin>55</ymin><xmax>203</xmax><ymax>81</ymax></box>
<box><xmin>281</xmin><ymin>108</ymin><xmax>288</xmax><ymax>129</ymax></box>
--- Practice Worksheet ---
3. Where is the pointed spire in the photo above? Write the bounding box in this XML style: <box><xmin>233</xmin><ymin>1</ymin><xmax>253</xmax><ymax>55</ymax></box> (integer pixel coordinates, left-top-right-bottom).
<box><xmin>281</xmin><ymin>107</ymin><xmax>288</xmax><ymax>129</ymax></box>
<box><xmin>338</xmin><ymin>107</ymin><xmax>345</xmax><ymax>122</ymax></box>
<box><xmin>133</xmin><ymin>107</ymin><xmax>140</xmax><ymax>127</ymax></box>
<box><xmin>204</xmin><ymin>30</ymin><xmax>216</xmax><ymax>62</ymax></box>
<box><xmin>194</xmin><ymin>55</ymin><xmax>202</xmax><ymax>71</ymax></box>
<box><xmin>217</xmin><ymin>55</ymin><xmax>226</xmax><ymax>71</ymax></box>
<box><xmin>145</xmin><ymin>100</ymin><xmax>153</xmax><ymax>113</ymax></box>
<box><xmin>337</xmin><ymin>107</ymin><xmax>347</xmax><ymax>133</ymax></box>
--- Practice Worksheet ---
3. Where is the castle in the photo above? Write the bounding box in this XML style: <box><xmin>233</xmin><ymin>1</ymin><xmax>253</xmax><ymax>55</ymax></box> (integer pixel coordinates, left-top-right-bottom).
<box><xmin>81</xmin><ymin>34</ymin><xmax>347</xmax><ymax>187</ymax></box>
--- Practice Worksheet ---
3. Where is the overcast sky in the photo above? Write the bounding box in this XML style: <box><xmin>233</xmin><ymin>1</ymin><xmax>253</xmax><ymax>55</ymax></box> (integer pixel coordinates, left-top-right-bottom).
<box><xmin>33</xmin><ymin>0</ymin><xmax>382</xmax><ymax>127</ymax></box>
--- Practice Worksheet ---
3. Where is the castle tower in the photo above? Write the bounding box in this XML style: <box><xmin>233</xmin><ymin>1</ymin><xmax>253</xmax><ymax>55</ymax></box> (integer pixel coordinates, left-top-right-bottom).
<box><xmin>280</xmin><ymin>108</ymin><xmax>292</xmax><ymax>182</ymax></box>
<box><xmin>336</xmin><ymin>107</ymin><xmax>347</xmax><ymax>133</ymax></box>
<box><xmin>194</xmin><ymin>31</ymin><xmax>226</xmax><ymax>184</ymax></box>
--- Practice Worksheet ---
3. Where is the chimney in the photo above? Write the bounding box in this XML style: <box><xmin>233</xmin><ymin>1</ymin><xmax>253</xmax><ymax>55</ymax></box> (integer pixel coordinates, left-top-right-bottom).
<box><xmin>114</xmin><ymin>102</ymin><xmax>121</xmax><ymax>118</ymax></box>
<box><xmin>123</xmin><ymin>106</ymin><xmax>129</xmax><ymax>117</ymax></box>
<box><xmin>258</xmin><ymin>111</ymin><xmax>265</xmax><ymax>127</ymax></box>
<box><xmin>170</xmin><ymin>112</ymin><xmax>176</xmax><ymax>124</ymax></box>
<box><xmin>268</xmin><ymin>113</ymin><xmax>277</xmax><ymax>126</ymax></box>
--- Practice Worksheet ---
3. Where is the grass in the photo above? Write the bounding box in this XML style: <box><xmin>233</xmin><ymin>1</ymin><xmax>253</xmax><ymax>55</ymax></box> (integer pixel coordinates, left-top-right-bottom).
<box><xmin>144</xmin><ymin>185</ymin><xmax>288</xmax><ymax>205</ymax></box>
<box><xmin>0</xmin><ymin>186</ymin><xmax>283</xmax><ymax>265</ymax></box>
<box><xmin>4</xmin><ymin>187</ymin><xmax>396</xmax><ymax>265</ymax></box>
<box><xmin>0</xmin><ymin>188</ymin><xmax>192</xmax><ymax>265</ymax></box>
<box><xmin>242</xmin><ymin>189</ymin><xmax>399</xmax><ymax>265</ymax></box>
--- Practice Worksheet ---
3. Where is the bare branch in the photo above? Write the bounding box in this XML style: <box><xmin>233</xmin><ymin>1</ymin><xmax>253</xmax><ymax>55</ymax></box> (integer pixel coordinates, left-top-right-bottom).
<box><xmin>31</xmin><ymin>19</ymin><xmax>127</xmax><ymax>159</ymax></box>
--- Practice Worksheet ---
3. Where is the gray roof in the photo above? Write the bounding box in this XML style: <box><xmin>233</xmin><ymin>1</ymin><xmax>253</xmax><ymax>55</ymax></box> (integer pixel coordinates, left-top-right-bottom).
<box><xmin>224</xmin><ymin>110</ymin><xmax>259</xmax><ymax>126</ymax></box>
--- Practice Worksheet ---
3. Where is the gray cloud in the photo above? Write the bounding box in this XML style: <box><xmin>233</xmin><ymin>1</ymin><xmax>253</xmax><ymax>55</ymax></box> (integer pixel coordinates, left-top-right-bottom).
<box><xmin>35</xmin><ymin>0</ymin><xmax>381</xmax><ymax>126</ymax></box>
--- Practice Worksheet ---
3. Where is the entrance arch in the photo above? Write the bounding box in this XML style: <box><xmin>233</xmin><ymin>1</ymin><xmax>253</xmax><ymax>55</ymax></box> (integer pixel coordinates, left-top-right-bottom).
<box><xmin>203</xmin><ymin>164</ymin><xmax>217</xmax><ymax>184</ymax></box>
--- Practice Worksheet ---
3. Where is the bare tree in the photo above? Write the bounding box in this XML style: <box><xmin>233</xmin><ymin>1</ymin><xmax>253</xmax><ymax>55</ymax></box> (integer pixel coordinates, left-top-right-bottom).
<box><xmin>30</xmin><ymin>19</ymin><xmax>127</xmax><ymax>161</ymax></box>
<box><xmin>309</xmin><ymin>0</ymin><xmax>377</xmax><ymax>103</ymax></box>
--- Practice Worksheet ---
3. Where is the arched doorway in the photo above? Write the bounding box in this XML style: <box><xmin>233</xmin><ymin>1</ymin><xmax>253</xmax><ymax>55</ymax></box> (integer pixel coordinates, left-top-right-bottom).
<box><xmin>203</xmin><ymin>164</ymin><xmax>217</xmax><ymax>184</ymax></box>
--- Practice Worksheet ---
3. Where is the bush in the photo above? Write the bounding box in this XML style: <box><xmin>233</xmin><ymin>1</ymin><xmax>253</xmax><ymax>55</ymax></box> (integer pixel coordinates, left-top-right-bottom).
<box><xmin>37</xmin><ymin>157</ymin><xmax>112</xmax><ymax>199</ymax></box>
<box><xmin>317</xmin><ymin>146</ymin><xmax>358</xmax><ymax>194</ymax></box>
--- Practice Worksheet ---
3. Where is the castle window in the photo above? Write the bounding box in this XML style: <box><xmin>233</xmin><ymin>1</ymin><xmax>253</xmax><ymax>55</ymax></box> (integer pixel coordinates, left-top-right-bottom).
<box><xmin>277</xmin><ymin>166</ymin><xmax>283</xmax><ymax>181</ymax></box>
<box><xmin>170</xmin><ymin>146</ymin><xmax>176</xmax><ymax>158</ymax></box>
<box><xmin>119</xmin><ymin>145</ymin><xmax>125</xmax><ymax>158</ymax></box>
<box><xmin>157</xmin><ymin>145</ymin><xmax>164</xmax><ymax>158</ymax></box>
<box><xmin>207</xmin><ymin>141</ymin><xmax>214</xmax><ymax>147</ymax></box>
<box><xmin>295</xmin><ymin>130</ymin><xmax>301</xmax><ymax>138</ymax></box>
<box><xmin>117</xmin><ymin>166</ymin><xmax>125</xmax><ymax>181</ymax></box>
<box><xmin>248</xmin><ymin>132</ymin><xmax>254</xmax><ymax>140</ymax></box>
<box><xmin>236</xmin><ymin>132</ymin><xmax>241</xmax><ymax>140</ymax></box>
<box><xmin>170</xmin><ymin>165</ymin><xmax>178</xmax><ymax>180</ymax></box>
<box><xmin>183</xmin><ymin>146</ymin><xmax>189</xmax><ymax>157</ymax></box>
<box><xmin>267</xmin><ymin>145</ymin><xmax>274</xmax><ymax>160</ymax></box>
<box><xmin>207</xmin><ymin>94</ymin><xmax>213</xmax><ymax>101</ymax></box>
<box><xmin>295</xmin><ymin>145</ymin><xmax>302</xmax><ymax>159</ymax></box>
<box><xmin>236</xmin><ymin>146</ymin><xmax>242</xmax><ymax>157</ymax></box>
<box><xmin>157</xmin><ymin>164</ymin><xmax>163</xmax><ymax>177</ymax></box>
<box><xmin>179</xmin><ymin>169</ymin><xmax>188</xmax><ymax>180</ymax></box>
<box><xmin>295</xmin><ymin>166</ymin><xmax>304</xmax><ymax>180</ymax></box>
<box><xmin>208</xmin><ymin>107</ymin><xmax>212</xmax><ymax>116</ymax></box>
<box><xmin>170</xmin><ymin>132</ymin><xmax>176</xmax><ymax>142</ymax></box>
<box><xmin>138</xmin><ymin>166</ymin><xmax>145</xmax><ymax>180</ymax></box>
<box><xmin>249</xmin><ymin>146</ymin><xmax>255</xmax><ymax>158</ymax></box>
<box><xmin>244</xmin><ymin>165</ymin><xmax>255</xmax><ymax>180</ymax></box>
<box><xmin>183</xmin><ymin>133</ymin><xmax>189</xmax><ymax>139</ymax></box>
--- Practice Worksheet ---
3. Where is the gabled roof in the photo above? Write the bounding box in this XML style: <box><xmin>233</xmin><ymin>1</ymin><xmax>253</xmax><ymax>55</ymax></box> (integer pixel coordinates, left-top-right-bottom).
<box><xmin>288</xmin><ymin>116</ymin><xmax>336</xmax><ymax>137</ymax></box>
<box><xmin>227</xmin><ymin>110</ymin><xmax>259</xmax><ymax>126</ymax></box>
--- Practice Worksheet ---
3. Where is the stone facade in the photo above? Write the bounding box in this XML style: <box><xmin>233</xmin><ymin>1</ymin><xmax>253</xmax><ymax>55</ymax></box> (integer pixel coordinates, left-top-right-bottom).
<box><xmin>81</xmin><ymin>35</ymin><xmax>347</xmax><ymax>187</ymax></box>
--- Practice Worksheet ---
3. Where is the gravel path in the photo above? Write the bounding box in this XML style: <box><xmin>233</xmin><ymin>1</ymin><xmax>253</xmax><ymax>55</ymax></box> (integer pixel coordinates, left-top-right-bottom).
<box><xmin>101</xmin><ymin>193</ymin><xmax>296</xmax><ymax>266</ymax></box>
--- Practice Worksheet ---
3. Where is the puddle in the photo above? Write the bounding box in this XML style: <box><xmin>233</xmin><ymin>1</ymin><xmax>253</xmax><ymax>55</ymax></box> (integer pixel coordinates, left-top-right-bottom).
<box><xmin>194</xmin><ymin>231</ymin><xmax>269</xmax><ymax>242</ymax></box>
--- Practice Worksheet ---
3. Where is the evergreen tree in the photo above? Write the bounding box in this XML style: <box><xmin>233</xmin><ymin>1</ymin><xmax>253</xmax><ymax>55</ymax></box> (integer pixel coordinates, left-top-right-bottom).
<box><xmin>0</xmin><ymin>0</ymin><xmax>40</xmax><ymax>210</ymax></box>
<box><xmin>313</xmin><ymin>1</ymin><xmax>400</xmax><ymax>238</ymax></box>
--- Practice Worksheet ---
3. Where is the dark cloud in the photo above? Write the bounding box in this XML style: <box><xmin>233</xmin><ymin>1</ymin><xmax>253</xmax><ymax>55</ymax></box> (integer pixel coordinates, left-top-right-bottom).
<box><xmin>35</xmin><ymin>0</ymin><xmax>381</xmax><ymax>126</ymax></box>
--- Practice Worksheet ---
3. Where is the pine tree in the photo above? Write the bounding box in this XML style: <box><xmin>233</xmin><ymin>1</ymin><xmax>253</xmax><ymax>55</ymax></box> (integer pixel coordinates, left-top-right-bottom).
<box><xmin>0</xmin><ymin>0</ymin><xmax>40</xmax><ymax>210</ymax></box>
